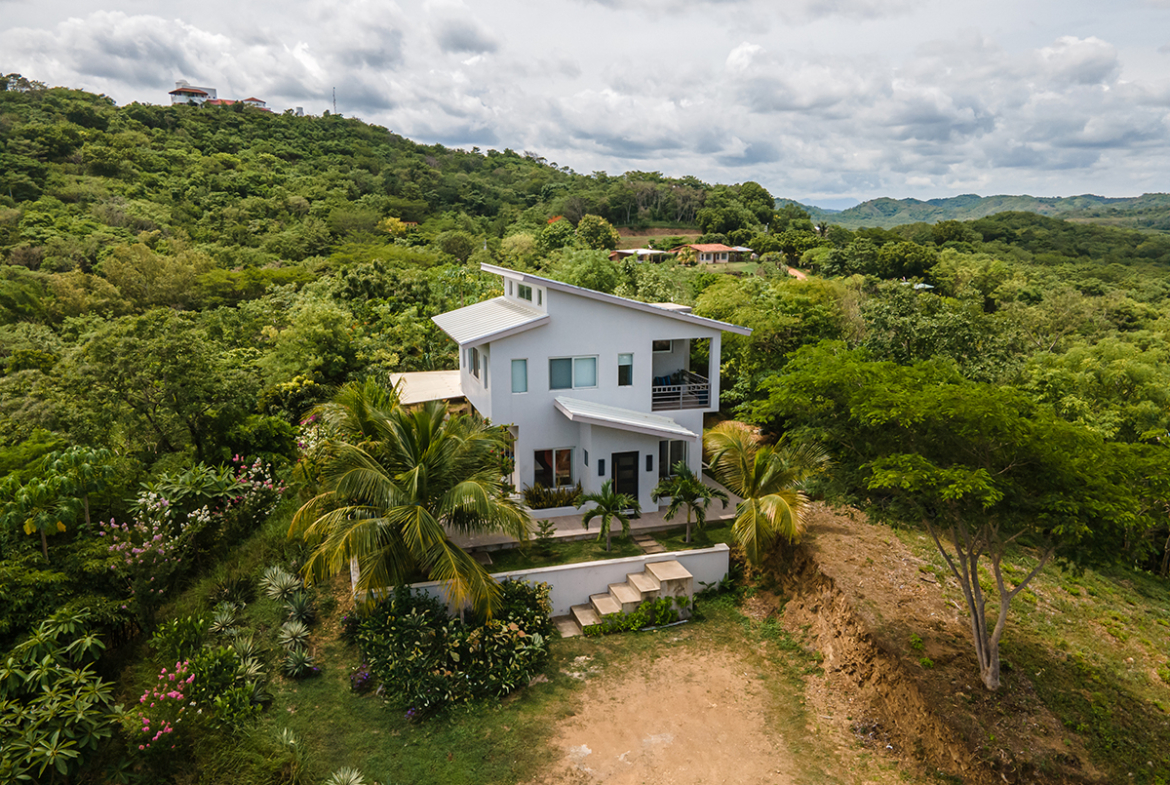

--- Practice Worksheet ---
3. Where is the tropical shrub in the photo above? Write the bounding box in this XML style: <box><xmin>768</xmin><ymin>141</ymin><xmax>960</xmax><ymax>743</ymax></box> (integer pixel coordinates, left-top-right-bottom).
<box><xmin>151</xmin><ymin>615</ymin><xmax>210</xmax><ymax>662</ymax></box>
<box><xmin>261</xmin><ymin>565</ymin><xmax>303</xmax><ymax>602</ymax></box>
<box><xmin>356</xmin><ymin>582</ymin><xmax>552</xmax><ymax>717</ymax></box>
<box><xmin>0</xmin><ymin>613</ymin><xmax>120</xmax><ymax>783</ymax></box>
<box><xmin>582</xmin><ymin>597</ymin><xmax>684</xmax><ymax>637</ymax></box>
<box><xmin>521</xmin><ymin>482</ymin><xmax>582</xmax><ymax>510</ymax></box>
<box><xmin>283</xmin><ymin>648</ymin><xmax>319</xmax><ymax>679</ymax></box>
<box><xmin>278</xmin><ymin>620</ymin><xmax>310</xmax><ymax>650</ymax></box>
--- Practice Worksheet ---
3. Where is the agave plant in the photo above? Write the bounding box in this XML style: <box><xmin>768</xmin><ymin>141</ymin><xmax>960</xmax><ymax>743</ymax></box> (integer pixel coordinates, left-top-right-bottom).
<box><xmin>285</xmin><ymin>592</ymin><xmax>315</xmax><ymax>625</ymax></box>
<box><xmin>230</xmin><ymin>631</ymin><xmax>262</xmax><ymax>661</ymax></box>
<box><xmin>237</xmin><ymin>655</ymin><xmax>267</xmax><ymax>685</ymax></box>
<box><xmin>261</xmin><ymin>565</ymin><xmax>302</xmax><ymax>602</ymax></box>
<box><xmin>209</xmin><ymin>574</ymin><xmax>254</xmax><ymax>606</ymax></box>
<box><xmin>283</xmin><ymin>648</ymin><xmax>317</xmax><ymax>679</ymax></box>
<box><xmin>249</xmin><ymin>678</ymin><xmax>273</xmax><ymax>709</ymax></box>
<box><xmin>323</xmin><ymin>767</ymin><xmax>367</xmax><ymax>785</ymax></box>
<box><xmin>209</xmin><ymin>602</ymin><xmax>240</xmax><ymax>635</ymax></box>
<box><xmin>278</xmin><ymin>620</ymin><xmax>310</xmax><ymax>651</ymax></box>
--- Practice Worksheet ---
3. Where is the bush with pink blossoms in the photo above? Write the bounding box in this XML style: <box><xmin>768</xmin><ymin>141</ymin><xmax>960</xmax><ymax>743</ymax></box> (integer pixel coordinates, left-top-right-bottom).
<box><xmin>126</xmin><ymin>660</ymin><xmax>201</xmax><ymax>768</ymax></box>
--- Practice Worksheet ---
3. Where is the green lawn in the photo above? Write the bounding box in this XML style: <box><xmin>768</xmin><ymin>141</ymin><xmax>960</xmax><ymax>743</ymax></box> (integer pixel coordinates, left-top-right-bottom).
<box><xmin>486</xmin><ymin>522</ymin><xmax>736</xmax><ymax>574</ymax></box>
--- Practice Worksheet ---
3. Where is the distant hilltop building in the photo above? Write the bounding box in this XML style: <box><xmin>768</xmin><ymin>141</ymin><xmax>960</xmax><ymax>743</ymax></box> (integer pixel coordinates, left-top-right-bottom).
<box><xmin>169</xmin><ymin>80</ymin><xmax>216</xmax><ymax>104</ymax></box>
<box><xmin>168</xmin><ymin>81</ymin><xmax>271</xmax><ymax>112</ymax></box>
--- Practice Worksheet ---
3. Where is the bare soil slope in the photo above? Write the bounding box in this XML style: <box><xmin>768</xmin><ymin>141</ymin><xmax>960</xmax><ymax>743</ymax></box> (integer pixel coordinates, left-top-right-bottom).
<box><xmin>775</xmin><ymin>504</ymin><xmax>1103</xmax><ymax>784</ymax></box>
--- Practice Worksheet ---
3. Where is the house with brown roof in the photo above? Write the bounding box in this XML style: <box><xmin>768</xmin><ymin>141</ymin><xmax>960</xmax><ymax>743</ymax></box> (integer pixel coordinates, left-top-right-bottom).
<box><xmin>169</xmin><ymin>80</ymin><xmax>216</xmax><ymax>105</ymax></box>
<box><xmin>669</xmin><ymin>243</ymin><xmax>733</xmax><ymax>264</ymax></box>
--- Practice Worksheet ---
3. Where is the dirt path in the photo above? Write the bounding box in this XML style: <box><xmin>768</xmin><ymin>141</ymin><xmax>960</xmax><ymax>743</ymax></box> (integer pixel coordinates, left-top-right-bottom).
<box><xmin>539</xmin><ymin>652</ymin><xmax>798</xmax><ymax>785</ymax></box>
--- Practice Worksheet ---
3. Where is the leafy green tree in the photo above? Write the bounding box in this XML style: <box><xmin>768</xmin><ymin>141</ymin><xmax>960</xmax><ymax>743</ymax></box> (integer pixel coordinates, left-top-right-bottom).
<box><xmin>579</xmin><ymin>480</ymin><xmax>640</xmax><ymax>552</ymax></box>
<box><xmin>575</xmin><ymin>214</ymin><xmax>620</xmax><ymax>250</ymax></box>
<box><xmin>703</xmin><ymin>421</ymin><xmax>829</xmax><ymax>565</ymax></box>
<box><xmin>0</xmin><ymin>612</ymin><xmax>119</xmax><ymax>783</ymax></box>
<box><xmin>537</xmin><ymin>218</ymin><xmax>575</xmax><ymax>254</ymax></box>
<box><xmin>435</xmin><ymin>230</ymin><xmax>477</xmax><ymax>263</ymax></box>
<box><xmin>753</xmin><ymin>344</ymin><xmax>1159</xmax><ymax>690</ymax></box>
<box><xmin>651</xmin><ymin>462</ymin><xmax>727</xmax><ymax>543</ymax></box>
<box><xmin>290</xmin><ymin>381</ymin><xmax>528</xmax><ymax>614</ymax></box>
<box><xmin>44</xmin><ymin>446</ymin><xmax>116</xmax><ymax>528</ymax></box>
<box><xmin>0</xmin><ymin>474</ymin><xmax>76</xmax><ymax>561</ymax></box>
<box><xmin>550</xmin><ymin>249</ymin><xmax>621</xmax><ymax>293</ymax></box>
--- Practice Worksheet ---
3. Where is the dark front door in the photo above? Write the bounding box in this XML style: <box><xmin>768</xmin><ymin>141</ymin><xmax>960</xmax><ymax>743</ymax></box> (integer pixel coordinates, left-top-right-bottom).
<box><xmin>612</xmin><ymin>451</ymin><xmax>639</xmax><ymax>500</ymax></box>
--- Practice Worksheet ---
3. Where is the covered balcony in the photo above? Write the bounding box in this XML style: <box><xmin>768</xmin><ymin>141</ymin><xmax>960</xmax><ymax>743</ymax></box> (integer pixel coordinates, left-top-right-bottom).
<box><xmin>651</xmin><ymin>369</ymin><xmax>710</xmax><ymax>411</ymax></box>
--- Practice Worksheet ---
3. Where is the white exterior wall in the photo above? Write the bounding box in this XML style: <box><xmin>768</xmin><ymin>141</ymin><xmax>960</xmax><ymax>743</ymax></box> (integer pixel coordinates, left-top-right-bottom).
<box><xmin>476</xmin><ymin>287</ymin><xmax>720</xmax><ymax>511</ymax></box>
<box><xmin>404</xmin><ymin>544</ymin><xmax>731</xmax><ymax>617</ymax></box>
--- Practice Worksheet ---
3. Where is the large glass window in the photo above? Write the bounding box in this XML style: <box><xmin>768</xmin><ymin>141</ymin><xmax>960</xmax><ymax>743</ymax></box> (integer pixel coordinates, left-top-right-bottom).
<box><xmin>549</xmin><ymin>358</ymin><xmax>573</xmax><ymax>390</ymax></box>
<box><xmin>517</xmin><ymin>284</ymin><xmax>533</xmax><ymax>301</ymax></box>
<box><xmin>534</xmin><ymin>448</ymin><xmax>573</xmax><ymax>488</ymax></box>
<box><xmin>618</xmin><ymin>353</ymin><xmax>633</xmax><ymax>386</ymax></box>
<box><xmin>659</xmin><ymin>440</ymin><xmax>687</xmax><ymax>479</ymax></box>
<box><xmin>549</xmin><ymin>356</ymin><xmax>597</xmax><ymax>390</ymax></box>
<box><xmin>511</xmin><ymin>359</ymin><xmax>527</xmax><ymax>393</ymax></box>
<box><xmin>574</xmin><ymin>357</ymin><xmax>597</xmax><ymax>387</ymax></box>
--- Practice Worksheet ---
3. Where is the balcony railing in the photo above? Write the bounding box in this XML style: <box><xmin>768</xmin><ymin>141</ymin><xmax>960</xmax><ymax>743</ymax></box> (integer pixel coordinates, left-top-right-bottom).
<box><xmin>651</xmin><ymin>370</ymin><xmax>710</xmax><ymax>411</ymax></box>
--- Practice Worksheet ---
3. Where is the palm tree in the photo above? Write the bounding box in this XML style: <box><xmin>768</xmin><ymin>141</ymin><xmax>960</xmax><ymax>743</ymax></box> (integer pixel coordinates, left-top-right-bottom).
<box><xmin>704</xmin><ymin>421</ymin><xmax>830</xmax><ymax>566</ymax></box>
<box><xmin>579</xmin><ymin>480</ymin><xmax>640</xmax><ymax>552</ymax></box>
<box><xmin>651</xmin><ymin>462</ymin><xmax>728</xmax><ymax>544</ymax></box>
<box><xmin>289</xmin><ymin>380</ymin><xmax>529</xmax><ymax>615</ymax></box>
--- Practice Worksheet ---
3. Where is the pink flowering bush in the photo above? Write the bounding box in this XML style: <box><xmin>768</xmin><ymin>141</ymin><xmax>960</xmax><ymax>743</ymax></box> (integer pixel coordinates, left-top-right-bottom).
<box><xmin>127</xmin><ymin>660</ymin><xmax>200</xmax><ymax>764</ymax></box>
<box><xmin>100</xmin><ymin>458</ymin><xmax>287</xmax><ymax>623</ymax></box>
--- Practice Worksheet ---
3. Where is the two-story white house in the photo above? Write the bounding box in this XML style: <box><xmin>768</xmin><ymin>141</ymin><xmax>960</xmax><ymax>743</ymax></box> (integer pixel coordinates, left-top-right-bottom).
<box><xmin>432</xmin><ymin>263</ymin><xmax>751</xmax><ymax>514</ymax></box>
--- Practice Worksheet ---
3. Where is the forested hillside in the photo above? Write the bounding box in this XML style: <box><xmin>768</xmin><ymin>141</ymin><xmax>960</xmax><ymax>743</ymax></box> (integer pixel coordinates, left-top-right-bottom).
<box><xmin>4</xmin><ymin>77</ymin><xmax>1170</xmax><ymax>784</ymax></box>
<box><xmin>792</xmin><ymin>192</ymin><xmax>1170</xmax><ymax>230</ymax></box>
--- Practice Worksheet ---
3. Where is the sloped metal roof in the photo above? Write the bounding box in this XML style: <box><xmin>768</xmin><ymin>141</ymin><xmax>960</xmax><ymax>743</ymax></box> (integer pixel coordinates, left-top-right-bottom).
<box><xmin>389</xmin><ymin>371</ymin><xmax>463</xmax><ymax>404</ymax></box>
<box><xmin>431</xmin><ymin>296</ymin><xmax>548</xmax><ymax>346</ymax></box>
<box><xmin>554</xmin><ymin>397</ymin><xmax>698</xmax><ymax>441</ymax></box>
<box><xmin>480</xmin><ymin>263</ymin><xmax>751</xmax><ymax>336</ymax></box>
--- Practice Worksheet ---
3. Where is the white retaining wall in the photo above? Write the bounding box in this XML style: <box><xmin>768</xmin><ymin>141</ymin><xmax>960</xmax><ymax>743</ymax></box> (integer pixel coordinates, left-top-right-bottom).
<box><xmin>400</xmin><ymin>544</ymin><xmax>730</xmax><ymax>617</ymax></box>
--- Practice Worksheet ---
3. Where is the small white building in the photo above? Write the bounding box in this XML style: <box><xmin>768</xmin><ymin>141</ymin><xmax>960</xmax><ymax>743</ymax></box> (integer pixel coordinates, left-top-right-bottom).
<box><xmin>432</xmin><ymin>264</ymin><xmax>751</xmax><ymax>514</ymax></box>
<box><xmin>169</xmin><ymin>80</ymin><xmax>217</xmax><ymax>105</ymax></box>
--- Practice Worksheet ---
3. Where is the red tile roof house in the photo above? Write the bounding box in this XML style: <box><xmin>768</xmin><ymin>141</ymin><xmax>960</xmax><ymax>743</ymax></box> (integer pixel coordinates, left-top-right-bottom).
<box><xmin>168</xmin><ymin>80</ymin><xmax>216</xmax><ymax>105</ymax></box>
<box><xmin>669</xmin><ymin>243</ymin><xmax>735</xmax><ymax>264</ymax></box>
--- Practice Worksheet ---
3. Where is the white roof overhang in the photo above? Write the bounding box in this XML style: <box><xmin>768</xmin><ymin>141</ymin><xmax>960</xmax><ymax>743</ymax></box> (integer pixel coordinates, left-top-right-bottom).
<box><xmin>554</xmin><ymin>397</ymin><xmax>698</xmax><ymax>441</ymax></box>
<box><xmin>431</xmin><ymin>296</ymin><xmax>548</xmax><ymax>347</ymax></box>
<box><xmin>481</xmin><ymin>263</ymin><xmax>752</xmax><ymax>336</ymax></box>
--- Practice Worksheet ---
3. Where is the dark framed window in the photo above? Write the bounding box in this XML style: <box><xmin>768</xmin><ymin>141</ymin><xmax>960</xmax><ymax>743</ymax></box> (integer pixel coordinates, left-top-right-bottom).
<box><xmin>469</xmin><ymin>347</ymin><xmax>480</xmax><ymax>378</ymax></box>
<box><xmin>618</xmin><ymin>353</ymin><xmax>633</xmax><ymax>386</ymax></box>
<box><xmin>646</xmin><ymin>454</ymin><xmax>653</xmax><ymax>472</ymax></box>
<box><xmin>549</xmin><ymin>356</ymin><xmax>597</xmax><ymax>390</ymax></box>
<box><xmin>652</xmin><ymin>340</ymin><xmax>673</xmax><ymax>353</ymax></box>
<box><xmin>598</xmin><ymin>459</ymin><xmax>606</xmax><ymax>477</ymax></box>
<box><xmin>534</xmin><ymin>448</ymin><xmax>573</xmax><ymax>488</ymax></box>
<box><xmin>658</xmin><ymin>440</ymin><xmax>687</xmax><ymax>478</ymax></box>
<box><xmin>517</xmin><ymin>284</ymin><xmax>533</xmax><ymax>301</ymax></box>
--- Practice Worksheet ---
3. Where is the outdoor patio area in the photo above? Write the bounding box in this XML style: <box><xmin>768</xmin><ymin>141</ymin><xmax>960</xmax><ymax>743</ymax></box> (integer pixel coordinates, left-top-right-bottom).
<box><xmin>449</xmin><ymin>476</ymin><xmax>742</xmax><ymax>552</ymax></box>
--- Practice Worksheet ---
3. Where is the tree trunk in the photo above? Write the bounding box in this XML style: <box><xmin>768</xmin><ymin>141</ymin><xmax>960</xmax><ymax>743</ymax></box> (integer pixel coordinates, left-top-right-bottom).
<box><xmin>685</xmin><ymin>510</ymin><xmax>692</xmax><ymax>544</ymax></box>
<box><xmin>40</xmin><ymin>528</ymin><xmax>49</xmax><ymax>562</ymax></box>
<box><xmin>83</xmin><ymin>494</ymin><xmax>91</xmax><ymax>528</ymax></box>
<box><xmin>924</xmin><ymin>517</ymin><xmax>1052</xmax><ymax>692</ymax></box>
<box><xmin>606</xmin><ymin>526</ymin><xmax>611</xmax><ymax>552</ymax></box>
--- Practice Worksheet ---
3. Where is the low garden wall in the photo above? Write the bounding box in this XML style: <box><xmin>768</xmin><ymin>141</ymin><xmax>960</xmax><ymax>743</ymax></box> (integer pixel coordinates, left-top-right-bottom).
<box><xmin>398</xmin><ymin>544</ymin><xmax>730</xmax><ymax>617</ymax></box>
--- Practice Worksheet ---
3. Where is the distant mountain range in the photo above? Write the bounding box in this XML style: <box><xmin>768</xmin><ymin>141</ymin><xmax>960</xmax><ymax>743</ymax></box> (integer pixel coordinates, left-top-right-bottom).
<box><xmin>778</xmin><ymin>193</ymin><xmax>1170</xmax><ymax>232</ymax></box>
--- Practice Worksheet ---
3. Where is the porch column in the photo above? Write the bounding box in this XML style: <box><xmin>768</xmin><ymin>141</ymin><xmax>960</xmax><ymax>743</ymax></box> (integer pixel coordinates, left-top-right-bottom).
<box><xmin>708</xmin><ymin>333</ymin><xmax>721</xmax><ymax>411</ymax></box>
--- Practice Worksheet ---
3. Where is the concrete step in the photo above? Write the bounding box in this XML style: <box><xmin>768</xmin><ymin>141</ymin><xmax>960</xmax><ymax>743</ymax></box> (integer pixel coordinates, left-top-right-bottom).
<box><xmin>590</xmin><ymin>593</ymin><xmax>621</xmax><ymax>617</ymax></box>
<box><xmin>642</xmin><ymin>544</ymin><xmax>666</xmax><ymax>554</ymax></box>
<box><xmin>608</xmin><ymin>582</ymin><xmax>641</xmax><ymax>613</ymax></box>
<box><xmin>553</xmin><ymin>615</ymin><xmax>581</xmax><ymax>638</ymax></box>
<box><xmin>646</xmin><ymin>560</ymin><xmax>694</xmax><ymax>600</ymax></box>
<box><xmin>571</xmin><ymin>604</ymin><xmax>600</xmax><ymax>629</ymax></box>
<box><xmin>628</xmin><ymin>570</ymin><xmax>660</xmax><ymax>597</ymax></box>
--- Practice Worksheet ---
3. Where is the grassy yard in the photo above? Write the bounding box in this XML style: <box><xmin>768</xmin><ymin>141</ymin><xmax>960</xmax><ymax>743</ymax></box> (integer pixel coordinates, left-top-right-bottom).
<box><xmin>259</xmin><ymin>590</ymin><xmax>917</xmax><ymax>785</ymax></box>
<box><xmin>892</xmin><ymin>527</ymin><xmax>1170</xmax><ymax>781</ymax></box>
<box><xmin>485</xmin><ymin>521</ymin><xmax>736</xmax><ymax>573</ymax></box>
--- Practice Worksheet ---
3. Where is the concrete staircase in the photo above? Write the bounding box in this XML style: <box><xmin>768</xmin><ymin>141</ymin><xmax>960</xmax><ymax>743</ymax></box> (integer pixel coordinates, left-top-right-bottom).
<box><xmin>554</xmin><ymin>560</ymin><xmax>694</xmax><ymax>638</ymax></box>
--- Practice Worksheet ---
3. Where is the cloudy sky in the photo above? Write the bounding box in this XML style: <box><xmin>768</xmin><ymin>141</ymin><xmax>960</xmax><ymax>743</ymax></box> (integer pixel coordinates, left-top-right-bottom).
<box><xmin>3</xmin><ymin>0</ymin><xmax>1170</xmax><ymax>207</ymax></box>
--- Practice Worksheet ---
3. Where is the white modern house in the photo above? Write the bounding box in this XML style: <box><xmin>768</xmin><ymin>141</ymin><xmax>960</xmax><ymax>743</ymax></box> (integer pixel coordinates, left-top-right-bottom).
<box><xmin>432</xmin><ymin>264</ymin><xmax>751</xmax><ymax>514</ymax></box>
<box><xmin>169</xmin><ymin>80</ymin><xmax>217</xmax><ymax>104</ymax></box>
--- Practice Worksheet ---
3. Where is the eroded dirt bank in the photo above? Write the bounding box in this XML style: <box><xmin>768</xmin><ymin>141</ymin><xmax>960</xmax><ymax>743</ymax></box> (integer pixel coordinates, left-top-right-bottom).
<box><xmin>775</xmin><ymin>504</ymin><xmax>1102</xmax><ymax>784</ymax></box>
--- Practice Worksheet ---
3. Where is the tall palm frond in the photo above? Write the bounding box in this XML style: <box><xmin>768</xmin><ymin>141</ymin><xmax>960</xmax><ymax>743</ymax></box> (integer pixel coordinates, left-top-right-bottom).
<box><xmin>704</xmin><ymin>421</ymin><xmax>830</xmax><ymax>565</ymax></box>
<box><xmin>290</xmin><ymin>388</ymin><xmax>528</xmax><ymax>616</ymax></box>
<box><xmin>579</xmin><ymin>480</ymin><xmax>640</xmax><ymax>552</ymax></box>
